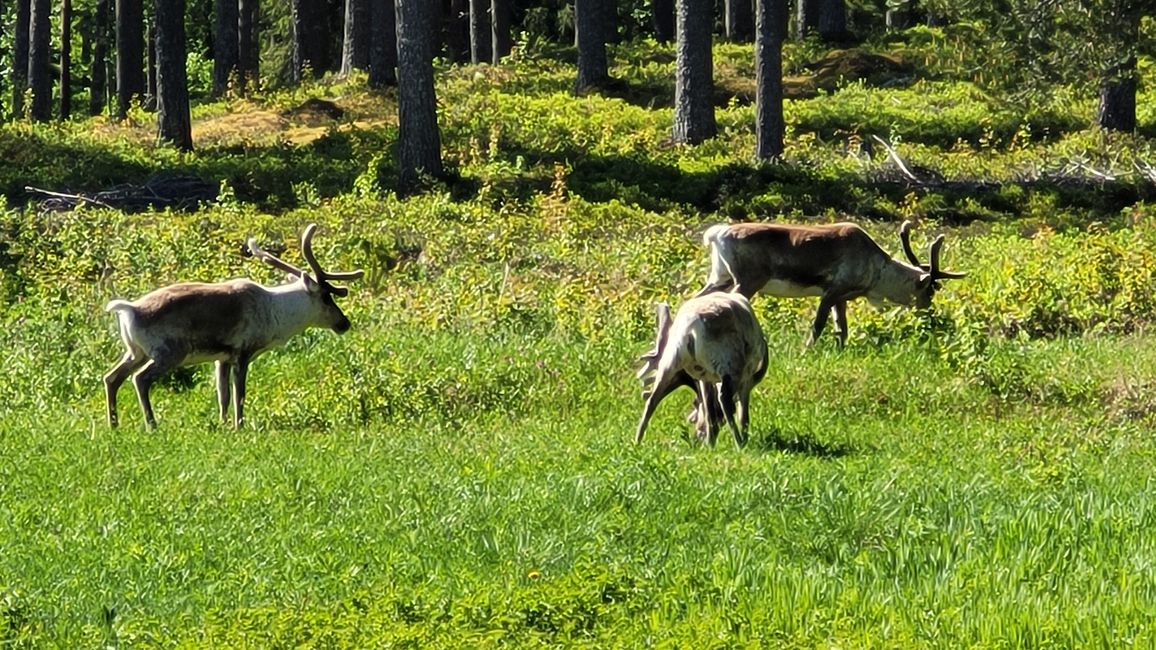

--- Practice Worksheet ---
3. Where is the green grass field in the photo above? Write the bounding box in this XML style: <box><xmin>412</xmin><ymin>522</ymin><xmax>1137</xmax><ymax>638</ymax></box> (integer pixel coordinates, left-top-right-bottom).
<box><xmin>4</xmin><ymin>35</ymin><xmax>1156</xmax><ymax>647</ymax></box>
<box><xmin>4</xmin><ymin>205</ymin><xmax>1156</xmax><ymax>647</ymax></box>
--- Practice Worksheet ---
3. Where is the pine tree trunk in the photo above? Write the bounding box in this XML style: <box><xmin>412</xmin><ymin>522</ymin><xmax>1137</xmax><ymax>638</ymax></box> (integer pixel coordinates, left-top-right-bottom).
<box><xmin>816</xmin><ymin>0</ymin><xmax>846</xmax><ymax>42</ymax></box>
<box><xmin>490</xmin><ymin>0</ymin><xmax>510</xmax><ymax>62</ymax></box>
<box><xmin>445</xmin><ymin>0</ymin><xmax>469</xmax><ymax>62</ymax></box>
<box><xmin>795</xmin><ymin>0</ymin><xmax>816</xmax><ymax>39</ymax></box>
<box><xmin>212</xmin><ymin>0</ymin><xmax>238</xmax><ymax>96</ymax></box>
<box><xmin>754</xmin><ymin>0</ymin><xmax>784</xmax><ymax>160</ymax></box>
<box><xmin>725</xmin><ymin>0</ymin><xmax>752</xmax><ymax>42</ymax></box>
<box><xmin>468</xmin><ymin>0</ymin><xmax>490</xmax><ymax>64</ymax></box>
<box><xmin>28</xmin><ymin>0</ymin><xmax>52</xmax><ymax>121</ymax></box>
<box><xmin>154</xmin><ymin>0</ymin><xmax>192</xmax><ymax>149</ymax></box>
<box><xmin>116</xmin><ymin>0</ymin><xmax>145</xmax><ymax>118</ymax></box>
<box><xmin>341</xmin><ymin>0</ymin><xmax>369</xmax><ymax>74</ymax></box>
<box><xmin>90</xmin><ymin>0</ymin><xmax>110</xmax><ymax>115</ymax></box>
<box><xmin>672</xmin><ymin>0</ymin><xmax>715</xmax><ymax>144</ymax></box>
<box><xmin>146</xmin><ymin>19</ymin><xmax>157</xmax><ymax>109</ymax></box>
<box><xmin>293</xmin><ymin>0</ymin><xmax>330</xmax><ymax>78</ymax></box>
<box><xmin>13</xmin><ymin>0</ymin><xmax>31</xmax><ymax>118</ymax></box>
<box><xmin>237</xmin><ymin>0</ymin><xmax>258</xmax><ymax>91</ymax></box>
<box><xmin>368</xmin><ymin>0</ymin><xmax>397</xmax><ymax>87</ymax></box>
<box><xmin>651</xmin><ymin>0</ymin><xmax>674</xmax><ymax>43</ymax></box>
<box><xmin>574</xmin><ymin>0</ymin><xmax>609</xmax><ymax>92</ymax></box>
<box><xmin>60</xmin><ymin>0</ymin><xmax>73</xmax><ymax>120</ymax></box>
<box><xmin>1096</xmin><ymin>55</ymin><xmax>1137</xmax><ymax>132</ymax></box>
<box><xmin>396</xmin><ymin>0</ymin><xmax>443</xmax><ymax>195</ymax></box>
<box><xmin>290</xmin><ymin>0</ymin><xmax>316</xmax><ymax>80</ymax></box>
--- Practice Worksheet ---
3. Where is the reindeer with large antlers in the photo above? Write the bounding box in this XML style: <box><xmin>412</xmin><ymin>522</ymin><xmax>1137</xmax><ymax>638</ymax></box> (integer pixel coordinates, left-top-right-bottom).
<box><xmin>696</xmin><ymin>220</ymin><xmax>965</xmax><ymax>347</ymax></box>
<box><xmin>103</xmin><ymin>223</ymin><xmax>363</xmax><ymax>429</ymax></box>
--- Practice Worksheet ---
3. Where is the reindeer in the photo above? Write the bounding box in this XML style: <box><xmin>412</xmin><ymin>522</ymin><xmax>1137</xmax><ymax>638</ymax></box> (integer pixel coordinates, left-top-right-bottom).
<box><xmin>696</xmin><ymin>220</ymin><xmax>965</xmax><ymax>347</ymax></box>
<box><xmin>635</xmin><ymin>293</ymin><xmax>768</xmax><ymax>447</ymax></box>
<box><xmin>103</xmin><ymin>224</ymin><xmax>363</xmax><ymax>430</ymax></box>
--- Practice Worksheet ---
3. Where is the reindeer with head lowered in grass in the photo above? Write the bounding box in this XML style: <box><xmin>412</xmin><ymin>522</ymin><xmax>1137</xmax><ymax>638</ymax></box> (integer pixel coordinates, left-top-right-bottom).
<box><xmin>635</xmin><ymin>292</ymin><xmax>768</xmax><ymax>448</ymax></box>
<box><xmin>103</xmin><ymin>223</ymin><xmax>364</xmax><ymax>429</ymax></box>
<box><xmin>696</xmin><ymin>220</ymin><xmax>965</xmax><ymax>347</ymax></box>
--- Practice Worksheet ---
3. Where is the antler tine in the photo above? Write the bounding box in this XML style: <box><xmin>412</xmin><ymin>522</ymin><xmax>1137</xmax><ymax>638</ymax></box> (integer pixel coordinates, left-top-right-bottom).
<box><xmin>300</xmin><ymin>223</ymin><xmax>324</xmax><ymax>281</ymax></box>
<box><xmin>299</xmin><ymin>223</ymin><xmax>366</xmax><ymax>286</ymax></box>
<box><xmin>928</xmin><ymin>234</ymin><xmax>945</xmax><ymax>278</ymax></box>
<box><xmin>928</xmin><ymin>234</ymin><xmax>967</xmax><ymax>280</ymax></box>
<box><xmin>637</xmin><ymin>302</ymin><xmax>672</xmax><ymax>382</ymax></box>
<box><xmin>247</xmin><ymin>237</ymin><xmax>306</xmax><ymax>277</ymax></box>
<box><xmin>898</xmin><ymin>220</ymin><xmax>923</xmax><ymax>267</ymax></box>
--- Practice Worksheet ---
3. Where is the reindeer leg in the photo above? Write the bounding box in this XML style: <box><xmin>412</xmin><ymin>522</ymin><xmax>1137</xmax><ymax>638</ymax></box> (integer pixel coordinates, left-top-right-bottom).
<box><xmin>833</xmin><ymin>300</ymin><xmax>849</xmax><ymax>349</ymax></box>
<box><xmin>697</xmin><ymin>380</ymin><xmax>722</xmax><ymax>446</ymax></box>
<box><xmin>215</xmin><ymin>361</ymin><xmax>232</xmax><ymax>424</ymax></box>
<box><xmin>806</xmin><ymin>295</ymin><xmax>838</xmax><ymax>347</ymax></box>
<box><xmin>718</xmin><ymin>375</ymin><xmax>746</xmax><ymax>448</ymax></box>
<box><xmin>131</xmin><ymin>350</ymin><xmax>183</xmax><ymax>430</ymax></box>
<box><xmin>734</xmin><ymin>383</ymin><xmax>753</xmax><ymax>448</ymax></box>
<box><xmin>231</xmin><ymin>353</ymin><xmax>252</xmax><ymax>429</ymax></box>
<box><xmin>105</xmin><ymin>352</ymin><xmax>147</xmax><ymax>428</ymax></box>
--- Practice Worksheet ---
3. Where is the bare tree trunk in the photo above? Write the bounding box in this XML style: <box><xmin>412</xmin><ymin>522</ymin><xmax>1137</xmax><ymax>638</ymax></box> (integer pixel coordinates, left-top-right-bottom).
<box><xmin>468</xmin><ymin>0</ymin><xmax>489</xmax><ymax>64</ymax></box>
<box><xmin>795</xmin><ymin>0</ymin><xmax>816</xmax><ymax>39</ymax></box>
<box><xmin>725</xmin><ymin>0</ymin><xmax>752</xmax><ymax>42</ymax></box>
<box><xmin>237</xmin><ymin>0</ymin><xmax>258</xmax><ymax>91</ymax></box>
<box><xmin>574</xmin><ymin>0</ymin><xmax>610</xmax><ymax>92</ymax></box>
<box><xmin>29</xmin><ymin>0</ymin><xmax>52</xmax><ymax>121</ymax></box>
<box><xmin>13</xmin><ymin>0</ymin><xmax>31</xmax><ymax>118</ymax></box>
<box><xmin>397</xmin><ymin>0</ymin><xmax>443</xmax><ymax>194</ymax></box>
<box><xmin>155</xmin><ymin>0</ymin><xmax>192</xmax><ymax>149</ymax></box>
<box><xmin>60</xmin><ymin>0</ymin><xmax>73</xmax><ymax>120</ymax></box>
<box><xmin>368</xmin><ymin>0</ymin><xmax>397</xmax><ymax>87</ymax></box>
<box><xmin>754</xmin><ymin>0</ymin><xmax>784</xmax><ymax>160</ymax></box>
<box><xmin>672</xmin><ymin>0</ymin><xmax>715</xmax><ymax>143</ymax></box>
<box><xmin>341</xmin><ymin>0</ymin><xmax>369</xmax><ymax>74</ymax></box>
<box><xmin>0</xmin><ymin>1</ymin><xmax>5</xmax><ymax>119</ymax></box>
<box><xmin>212</xmin><ymin>0</ymin><xmax>238</xmax><ymax>96</ymax></box>
<box><xmin>445</xmin><ymin>0</ymin><xmax>469</xmax><ymax>62</ymax></box>
<box><xmin>146</xmin><ymin>18</ymin><xmax>157</xmax><ymax>109</ymax></box>
<box><xmin>816</xmin><ymin>0</ymin><xmax>846</xmax><ymax>41</ymax></box>
<box><xmin>1097</xmin><ymin>54</ymin><xmax>1137</xmax><ymax>132</ymax></box>
<box><xmin>90</xmin><ymin>0</ymin><xmax>111</xmax><ymax>115</ymax></box>
<box><xmin>490</xmin><ymin>0</ymin><xmax>510</xmax><ymax>62</ymax></box>
<box><xmin>799</xmin><ymin>0</ymin><xmax>846</xmax><ymax>40</ymax></box>
<box><xmin>651</xmin><ymin>0</ymin><xmax>674</xmax><ymax>43</ymax></box>
<box><xmin>290</xmin><ymin>0</ymin><xmax>325</xmax><ymax>80</ymax></box>
<box><xmin>116</xmin><ymin>0</ymin><xmax>145</xmax><ymax>118</ymax></box>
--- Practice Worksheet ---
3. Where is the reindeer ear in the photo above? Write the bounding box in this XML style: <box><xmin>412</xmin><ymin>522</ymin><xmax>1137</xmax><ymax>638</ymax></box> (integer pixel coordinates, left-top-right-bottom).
<box><xmin>301</xmin><ymin>273</ymin><xmax>321</xmax><ymax>293</ymax></box>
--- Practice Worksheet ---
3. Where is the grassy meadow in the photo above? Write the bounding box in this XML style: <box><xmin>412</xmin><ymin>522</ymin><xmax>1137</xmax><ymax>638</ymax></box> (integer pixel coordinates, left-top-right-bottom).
<box><xmin>4</xmin><ymin>33</ymin><xmax>1156</xmax><ymax>647</ymax></box>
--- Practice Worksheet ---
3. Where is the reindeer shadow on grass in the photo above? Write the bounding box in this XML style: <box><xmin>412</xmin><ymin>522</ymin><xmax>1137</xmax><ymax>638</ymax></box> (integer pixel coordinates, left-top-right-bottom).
<box><xmin>670</xmin><ymin>423</ymin><xmax>855</xmax><ymax>458</ymax></box>
<box><xmin>747</xmin><ymin>428</ymin><xmax>855</xmax><ymax>459</ymax></box>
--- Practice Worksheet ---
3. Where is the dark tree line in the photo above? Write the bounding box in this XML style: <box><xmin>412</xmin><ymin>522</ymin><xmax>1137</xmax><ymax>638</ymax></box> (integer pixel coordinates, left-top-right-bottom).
<box><xmin>0</xmin><ymin>0</ymin><xmax>1147</xmax><ymax>193</ymax></box>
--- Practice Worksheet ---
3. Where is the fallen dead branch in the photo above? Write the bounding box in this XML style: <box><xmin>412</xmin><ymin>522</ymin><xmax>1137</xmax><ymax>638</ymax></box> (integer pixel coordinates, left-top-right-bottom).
<box><xmin>26</xmin><ymin>176</ymin><xmax>218</xmax><ymax>213</ymax></box>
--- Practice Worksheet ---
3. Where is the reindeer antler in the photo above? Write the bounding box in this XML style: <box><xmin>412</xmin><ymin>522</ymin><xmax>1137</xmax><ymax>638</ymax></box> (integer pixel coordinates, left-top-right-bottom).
<box><xmin>300</xmin><ymin>224</ymin><xmax>365</xmax><ymax>296</ymax></box>
<box><xmin>247</xmin><ymin>224</ymin><xmax>365</xmax><ymax>294</ymax></box>
<box><xmin>637</xmin><ymin>302</ymin><xmax>673</xmax><ymax>396</ymax></box>
<box><xmin>898</xmin><ymin>220</ymin><xmax>923</xmax><ymax>267</ymax></box>
<box><xmin>928</xmin><ymin>235</ymin><xmax>966</xmax><ymax>280</ymax></box>
<box><xmin>247</xmin><ymin>238</ymin><xmax>306</xmax><ymax>277</ymax></box>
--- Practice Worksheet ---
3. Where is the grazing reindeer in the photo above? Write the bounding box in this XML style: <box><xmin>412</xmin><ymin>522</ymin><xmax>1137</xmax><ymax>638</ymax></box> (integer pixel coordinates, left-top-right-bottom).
<box><xmin>103</xmin><ymin>224</ymin><xmax>363</xmax><ymax>429</ymax></box>
<box><xmin>635</xmin><ymin>293</ymin><xmax>768</xmax><ymax>447</ymax></box>
<box><xmin>697</xmin><ymin>220</ymin><xmax>965</xmax><ymax>347</ymax></box>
